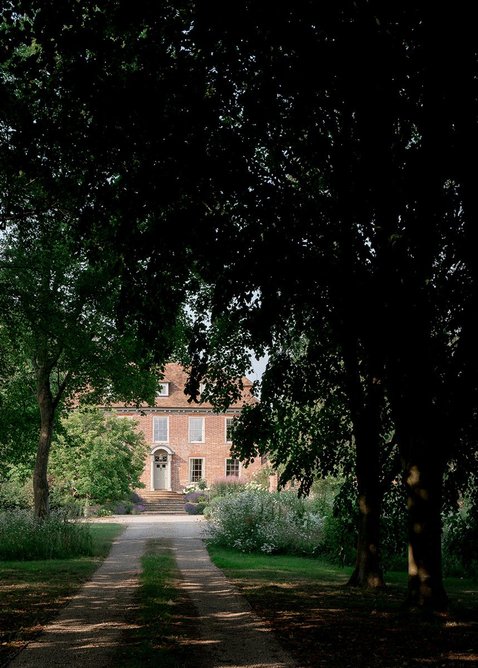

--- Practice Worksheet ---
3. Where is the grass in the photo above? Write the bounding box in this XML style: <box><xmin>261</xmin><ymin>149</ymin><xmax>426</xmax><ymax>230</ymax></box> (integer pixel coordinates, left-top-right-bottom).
<box><xmin>0</xmin><ymin>510</ymin><xmax>94</xmax><ymax>560</ymax></box>
<box><xmin>209</xmin><ymin>546</ymin><xmax>352</xmax><ymax>582</ymax></box>
<box><xmin>208</xmin><ymin>545</ymin><xmax>478</xmax><ymax>668</ymax></box>
<box><xmin>115</xmin><ymin>539</ymin><xmax>200</xmax><ymax>667</ymax></box>
<box><xmin>0</xmin><ymin>522</ymin><xmax>123</xmax><ymax>666</ymax></box>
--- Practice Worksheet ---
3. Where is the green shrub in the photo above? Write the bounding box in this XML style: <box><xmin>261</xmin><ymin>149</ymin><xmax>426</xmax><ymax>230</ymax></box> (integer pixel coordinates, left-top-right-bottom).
<box><xmin>49</xmin><ymin>487</ymin><xmax>85</xmax><ymax>517</ymax></box>
<box><xmin>49</xmin><ymin>409</ymin><xmax>147</xmax><ymax>507</ymax></box>
<box><xmin>247</xmin><ymin>466</ymin><xmax>274</xmax><ymax>491</ymax></box>
<box><xmin>311</xmin><ymin>479</ymin><xmax>357</xmax><ymax>565</ymax></box>
<box><xmin>442</xmin><ymin>504</ymin><xmax>478</xmax><ymax>577</ymax></box>
<box><xmin>184</xmin><ymin>489</ymin><xmax>209</xmax><ymax>515</ymax></box>
<box><xmin>209</xmin><ymin>476</ymin><xmax>247</xmax><ymax>499</ymax></box>
<box><xmin>185</xmin><ymin>501</ymin><xmax>207</xmax><ymax>515</ymax></box>
<box><xmin>380</xmin><ymin>482</ymin><xmax>407</xmax><ymax>570</ymax></box>
<box><xmin>206</xmin><ymin>489</ymin><xmax>323</xmax><ymax>555</ymax></box>
<box><xmin>318</xmin><ymin>512</ymin><xmax>356</xmax><ymax>566</ymax></box>
<box><xmin>0</xmin><ymin>477</ymin><xmax>33</xmax><ymax>511</ymax></box>
<box><xmin>97</xmin><ymin>499</ymin><xmax>134</xmax><ymax>515</ymax></box>
<box><xmin>96</xmin><ymin>507</ymin><xmax>114</xmax><ymax>517</ymax></box>
<box><xmin>0</xmin><ymin>510</ymin><xmax>93</xmax><ymax>560</ymax></box>
<box><xmin>310</xmin><ymin>477</ymin><xmax>408</xmax><ymax>569</ymax></box>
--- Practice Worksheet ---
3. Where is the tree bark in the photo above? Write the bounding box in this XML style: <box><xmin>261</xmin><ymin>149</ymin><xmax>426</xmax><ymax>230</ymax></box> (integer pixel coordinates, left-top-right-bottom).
<box><xmin>404</xmin><ymin>458</ymin><xmax>448</xmax><ymax>609</ymax></box>
<box><xmin>348</xmin><ymin>504</ymin><xmax>384</xmax><ymax>587</ymax></box>
<box><xmin>33</xmin><ymin>374</ymin><xmax>55</xmax><ymax>519</ymax></box>
<box><xmin>347</xmin><ymin>404</ymin><xmax>385</xmax><ymax>588</ymax></box>
<box><xmin>348</xmin><ymin>476</ymin><xmax>384</xmax><ymax>588</ymax></box>
<box><xmin>343</xmin><ymin>332</ymin><xmax>385</xmax><ymax>588</ymax></box>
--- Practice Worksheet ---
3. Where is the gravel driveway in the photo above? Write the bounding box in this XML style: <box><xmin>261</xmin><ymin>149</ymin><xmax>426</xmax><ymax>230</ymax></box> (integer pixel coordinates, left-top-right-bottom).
<box><xmin>9</xmin><ymin>516</ymin><xmax>294</xmax><ymax>668</ymax></box>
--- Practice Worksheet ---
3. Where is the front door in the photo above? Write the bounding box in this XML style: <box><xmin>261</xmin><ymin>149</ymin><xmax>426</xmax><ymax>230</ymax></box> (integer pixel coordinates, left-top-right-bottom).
<box><xmin>153</xmin><ymin>452</ymin><xmax>169</xmax><ymax>489</ymax></box>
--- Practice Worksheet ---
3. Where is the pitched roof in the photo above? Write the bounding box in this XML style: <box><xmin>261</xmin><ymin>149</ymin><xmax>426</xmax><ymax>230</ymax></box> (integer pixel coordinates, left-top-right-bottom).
<box><xmin>106</xmin><ymin>362</ymin><xmax>256</xmax><ymax>410</ymax></box>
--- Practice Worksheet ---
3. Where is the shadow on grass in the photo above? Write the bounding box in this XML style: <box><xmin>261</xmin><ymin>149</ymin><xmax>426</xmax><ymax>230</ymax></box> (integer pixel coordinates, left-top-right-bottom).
<box><xmin>208</xmin><ymin>545</ymin><xmax>478</xmax><ymax>668</ymax></box>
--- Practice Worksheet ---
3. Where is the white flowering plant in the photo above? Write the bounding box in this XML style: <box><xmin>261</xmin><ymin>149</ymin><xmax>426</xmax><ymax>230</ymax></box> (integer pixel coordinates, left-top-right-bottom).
<box><xmin>205</xmin><ymin>489</ymin><xmax>324</xmax><ymax>555</ymax></box>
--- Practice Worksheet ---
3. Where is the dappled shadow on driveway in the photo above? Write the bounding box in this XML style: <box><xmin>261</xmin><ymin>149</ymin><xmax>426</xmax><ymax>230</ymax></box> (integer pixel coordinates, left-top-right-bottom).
<box><xmin>9</xmin><ymin>517</ymin><xmax>293</xmax><ymax>668</ymax></box>
<box><xmin>9</xmin><ymin>526</ymin><xmax>147</xmax><ymax>667</ymax></box>
<box><xmin>171</xmin><ymin>527</ymin><xmax>294</xmax><ymax>667</ymax></box>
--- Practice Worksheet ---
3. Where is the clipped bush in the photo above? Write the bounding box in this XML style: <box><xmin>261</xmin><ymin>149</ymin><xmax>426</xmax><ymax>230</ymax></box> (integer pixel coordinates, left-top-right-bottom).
<box><xmin>0</xmin><ymin>510</ymin><xmax>93</xmax><ymax>560</ymax></box>
<box><xmin>206</xmin><ymin>489</ymin><xmax>323</xmax><ymax>555</ymax></box>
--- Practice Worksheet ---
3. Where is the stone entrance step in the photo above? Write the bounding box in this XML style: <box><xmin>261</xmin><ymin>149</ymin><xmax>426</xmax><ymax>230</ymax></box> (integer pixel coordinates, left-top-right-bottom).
<box><xmin>138</xmin><ymin>491</ymin><xmax>186</xmax><ymax>514</ymax></box>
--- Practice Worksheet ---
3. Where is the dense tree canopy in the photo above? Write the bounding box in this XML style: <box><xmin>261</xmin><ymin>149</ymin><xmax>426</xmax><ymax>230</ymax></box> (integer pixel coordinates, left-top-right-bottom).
<box><xmin>182</xmin><ymin>2</ymin><xmax>478</xmax><ymax>605</ymax></box>
<box><xmin>0</xmin><ymin>1</ymin><xmax>204</xmax><ymax>516</ymax></box>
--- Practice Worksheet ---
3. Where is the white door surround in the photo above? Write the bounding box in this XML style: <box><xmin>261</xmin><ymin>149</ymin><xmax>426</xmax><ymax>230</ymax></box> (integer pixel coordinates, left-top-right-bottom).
<box><xmin>151</xmin><ymin>445</ymin><xmax>173</xmax><ymax>491</ymax></box>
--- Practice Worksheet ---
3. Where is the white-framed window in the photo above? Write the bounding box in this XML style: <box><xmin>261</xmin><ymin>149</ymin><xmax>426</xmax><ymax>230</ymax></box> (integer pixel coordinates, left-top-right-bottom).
<box><xmin>153</xmin><ymin>416</ymin><xmax>169</xmax><ymax>442</ymax></box>
<box><xmin>225</xmin><ymin>417</ymin><xmax>234</xmax><ymax>443</ymax></box>
<box><xmin>189</xmin><ymin>416</ymin><xmax>205</xmax><ymax>443</ymax></box>
<box><xmin>189</xmin><ymin>457</ymin><xmax>205</xmax><ymax>482</ymax></box>
<box><xmin>156</xmin><ymin>382</ymin><xmax>170</xmax><ymax>397</ymax></box>
<box><xmin>225</xmin><ymin>458</ymin><xmax>240</xmax><ymax>477</ymax></box>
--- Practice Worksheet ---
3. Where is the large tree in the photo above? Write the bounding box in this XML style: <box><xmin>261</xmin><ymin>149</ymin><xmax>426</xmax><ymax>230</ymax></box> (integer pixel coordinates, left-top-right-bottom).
<box><xmin>0</xmin><ymin>1</ymin><xmax>205</xmax><ymax>516</ymax></box>
<box><xmin>0</xmin><ymin>216</ymin><xmax>163</xmax><ymax>517</ymax></box>
<box><xmin>182</xmin><ymin>2</ymin><xmax>478</xmax><ymax>607</ymax></box>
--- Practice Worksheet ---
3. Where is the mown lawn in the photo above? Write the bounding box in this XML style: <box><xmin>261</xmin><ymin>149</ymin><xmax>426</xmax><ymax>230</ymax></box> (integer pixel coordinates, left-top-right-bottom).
<box><xmin>0</xmin><ymin>523</ymin><xmax>123</xmax><ymax>666</ymax></box>
<box><xmin>208</xmin><ymin>546</ymin><xmax>478</xmax><ymax>668</ymax></box>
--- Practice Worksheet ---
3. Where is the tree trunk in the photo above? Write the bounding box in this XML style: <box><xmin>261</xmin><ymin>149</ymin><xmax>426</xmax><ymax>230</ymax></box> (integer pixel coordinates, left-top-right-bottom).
<box><xmin>33</xmin><ymin>377</ymin><xmax>55</xmax><ymax>519</ymax></box>
<box><xmin>404</xmin><ymin>459</ymin><xmax>448</xmax><ymax>609</ymax></box>
<box><xmin>348</xmin><ymin>486</ymin><xmax>384</xmax><ymax>588</ymax></box>
<box><xmin>347</xmin><ymin>416</ymin><xmax>385</xmax><ymax>588</ymax></box>
<box><xmin>344</xmin><ymin>353</ymin><xmax>385</xmax><ymax>588</ymax></box>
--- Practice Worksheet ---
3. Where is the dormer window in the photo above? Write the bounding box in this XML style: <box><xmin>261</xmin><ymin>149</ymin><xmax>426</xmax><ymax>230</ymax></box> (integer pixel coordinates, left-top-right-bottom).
<box><xmin>156</xmin><ymin>382</ymin><xmax>170</xmax><ymax>397</ymax></box>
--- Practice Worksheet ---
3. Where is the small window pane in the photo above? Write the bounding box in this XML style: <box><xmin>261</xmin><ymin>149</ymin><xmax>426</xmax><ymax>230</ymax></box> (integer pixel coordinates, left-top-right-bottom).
<box><xmin>189</xmin><ymin>417</ymin><xmax>204</xmax><ymax>442</ymax></box>
<box><xmin>190</xmin><ymin>458</ymin><xmax>204</xmax><ymax>482</ymax></box>
<box><xmin>153</xmin><ymin>417</ymin><xmax>168</xmax><ymax>442</ymax></box>
<box><xmin>226</xmin><ymin>458</ymin><xmax>240</xmax><ymax>477</ymax></box>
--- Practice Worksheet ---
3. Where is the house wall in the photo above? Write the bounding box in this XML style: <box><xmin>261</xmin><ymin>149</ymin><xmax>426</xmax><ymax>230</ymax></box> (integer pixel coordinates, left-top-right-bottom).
<box><xmin>109</xmin><ymin>363</ymin><xmax>263</xmax><ymax>493</ymax></box>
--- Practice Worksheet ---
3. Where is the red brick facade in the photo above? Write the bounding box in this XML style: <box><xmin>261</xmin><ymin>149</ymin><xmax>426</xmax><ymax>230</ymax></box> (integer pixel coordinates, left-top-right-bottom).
<box><xmin>108</xmin><ymin>363</ymin><xmax>262</xmax><ymax>493</ymax></box>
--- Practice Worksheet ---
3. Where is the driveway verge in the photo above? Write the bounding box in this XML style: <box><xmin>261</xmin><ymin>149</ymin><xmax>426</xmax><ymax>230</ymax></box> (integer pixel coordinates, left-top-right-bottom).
<box><xmin>9</xmin><ymin>516</ymin><xmax>294</xmax><ymax>668</ymax></box>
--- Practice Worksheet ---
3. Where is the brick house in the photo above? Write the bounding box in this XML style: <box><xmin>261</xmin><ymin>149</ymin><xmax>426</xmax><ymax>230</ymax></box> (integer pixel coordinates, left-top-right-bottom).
<box><xmin>108</xmin><ymin>363</ymin><xmax>263</xmax><ymax>494</ymax></box>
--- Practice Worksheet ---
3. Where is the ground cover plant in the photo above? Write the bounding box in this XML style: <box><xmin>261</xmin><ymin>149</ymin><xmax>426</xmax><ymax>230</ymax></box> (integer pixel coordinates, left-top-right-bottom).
<box><xmin>115</xmin><ymin>539</ymin><xmax>202</xmax><ymax>667</ymax></box>
<box><xmin>208</xmin><ymin>545</ymin><xmax>478</xmax><ymax>668</ymax></box>
<box><xmin>0</xmin><ymin>523</ymin><xmax>123</xmax><ymax>665</ymax></box>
